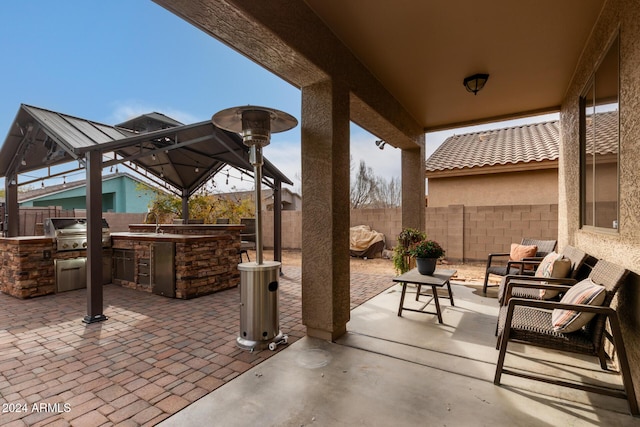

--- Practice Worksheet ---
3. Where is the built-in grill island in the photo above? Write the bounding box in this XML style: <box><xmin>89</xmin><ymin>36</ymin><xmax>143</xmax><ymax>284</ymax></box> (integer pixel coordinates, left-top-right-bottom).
<box><xmin>0</xmin><ymin>220</ymin><xmax>242</xmax><ymax>299</ymax></box>
<box><xmin>0</xmin><ymin>217</ymin><xmax>113</xmax><ymax>298</ymax></box>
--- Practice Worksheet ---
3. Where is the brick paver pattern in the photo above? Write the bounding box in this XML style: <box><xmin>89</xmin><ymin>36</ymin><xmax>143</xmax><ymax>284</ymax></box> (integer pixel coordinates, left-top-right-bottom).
<box><xmin>0</xmin><ymin>267</ymin><xmax>392</xmax><ymax>426</ymax></box>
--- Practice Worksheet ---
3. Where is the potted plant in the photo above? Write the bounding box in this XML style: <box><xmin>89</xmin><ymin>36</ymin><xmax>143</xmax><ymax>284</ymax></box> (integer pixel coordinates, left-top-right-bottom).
<box><xmin>408</xmin><ymin>239</ymin><xmax>445</xmax><ymax>275</ymax></box>
<box><xmin>393</xmin><ymin>228</ymin><xmax>427</xmax><ymax>274</ymax></box>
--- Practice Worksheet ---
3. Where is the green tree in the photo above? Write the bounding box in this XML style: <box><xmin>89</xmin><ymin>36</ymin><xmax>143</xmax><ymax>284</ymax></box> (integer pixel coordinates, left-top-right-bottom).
<box><xmin>141</xmin><ymin>183</ymin><xmax>255</xmax><ymax>224</ymax></box>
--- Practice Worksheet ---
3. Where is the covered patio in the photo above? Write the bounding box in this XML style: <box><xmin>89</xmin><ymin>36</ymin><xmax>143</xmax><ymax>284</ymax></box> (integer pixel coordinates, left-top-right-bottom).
<box><xmin>149</xmin><ymin>0</ymin><xmax>640</xmax><ymax>416</ymax></box>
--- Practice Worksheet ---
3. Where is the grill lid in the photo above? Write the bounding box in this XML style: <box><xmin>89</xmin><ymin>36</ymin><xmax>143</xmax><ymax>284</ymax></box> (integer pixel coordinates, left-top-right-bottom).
<box><xmin>44</xmin><ymin>218</ymin><xmax>110</xmax><ymax>238</ymax></box>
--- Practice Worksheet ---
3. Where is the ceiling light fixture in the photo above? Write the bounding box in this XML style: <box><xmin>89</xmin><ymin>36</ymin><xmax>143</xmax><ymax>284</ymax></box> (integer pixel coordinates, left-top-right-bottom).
<box><xmin>375</xmin><ymin>140</ymin><xmax>386</xmax><ymax>150</ymax></box>
<box><xmin>463</xmin><ymin>73</ymin><xmax>489</xmax><ymax>95</ymax></box>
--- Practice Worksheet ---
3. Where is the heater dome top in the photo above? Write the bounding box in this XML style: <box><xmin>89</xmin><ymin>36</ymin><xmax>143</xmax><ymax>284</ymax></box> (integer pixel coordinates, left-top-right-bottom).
<box><xmin>212</xmin><ymin>105</ymin><xmax>297</xmax><ymax>134</ymax></box>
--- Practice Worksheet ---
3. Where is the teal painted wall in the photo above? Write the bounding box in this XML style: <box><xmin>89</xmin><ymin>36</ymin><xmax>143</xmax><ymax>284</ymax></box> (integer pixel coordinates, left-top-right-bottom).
<box><xmin>20</xmin><ymin>175</ymin><xmax>154</xmax><ymax>213</ymax></box>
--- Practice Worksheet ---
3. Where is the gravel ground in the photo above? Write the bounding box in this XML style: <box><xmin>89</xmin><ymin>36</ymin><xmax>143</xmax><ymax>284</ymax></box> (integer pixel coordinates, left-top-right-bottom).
<box><xmin>260</xmin><ymin>249</ymin><xmax>496</xmax><ymax>285</ymax></box>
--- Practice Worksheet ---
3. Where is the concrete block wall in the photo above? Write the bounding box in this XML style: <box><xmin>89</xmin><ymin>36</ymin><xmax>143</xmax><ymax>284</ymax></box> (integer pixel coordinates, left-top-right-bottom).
<box><xmin>430</xmin><ymin>204</ymin><xmax>559</xmax><ymax>263</ymax></box>
<box><xmin>7</xmin><ymin>205</ymin><xmax>558</xmax><ymax>264</ymax></box>
<box><xmin>350</xmin><ymin>208</ymin><xmax>402</xmax><ymax>249</ymax></box>
<box><xmin>103</xmin><ymin>212</ymin><xmax>146</xmax><ymax>232</ymax></box>
<box><xmin>262</xmin><ymin>208</ymin><xmax>402</xmax><ymax>250</ymax></box>
<box><xmin>262</xmin><ymin>204</ymin><xmax>558</xmax><ymax>264</ymax></box>
<box><xmin>262</xmin><ymin>210</ymin><xmax>302</xmax><ymax>249</ymax></box>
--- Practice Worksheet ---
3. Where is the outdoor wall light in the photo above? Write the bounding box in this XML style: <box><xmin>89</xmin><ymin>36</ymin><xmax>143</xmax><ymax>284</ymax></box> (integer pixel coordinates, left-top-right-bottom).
<box><xmin>375</xmin><ymin>139</ymin><xmax>386</xmax><ymax>150</ymax></box>
<box><xmin>463</xmin><ymin>73</ymin><xmax>489</xmax><ymax>95</ymax></box>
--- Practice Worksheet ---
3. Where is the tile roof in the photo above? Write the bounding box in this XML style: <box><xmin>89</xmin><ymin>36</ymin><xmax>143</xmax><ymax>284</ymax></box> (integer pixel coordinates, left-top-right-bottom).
<box><xmin>425</xmin><ymin>110</ymin><xmax>619</xmax><ymax>173</ymax></box>
<box><xmin>425</xmin><ymin>120</ymin><xmax>559</xmax><ymax>173</ymax></box>
<box><xmin>585</xmin><ymin>110</ymin><xmax>619</xmax><ymax>155</ymax></box>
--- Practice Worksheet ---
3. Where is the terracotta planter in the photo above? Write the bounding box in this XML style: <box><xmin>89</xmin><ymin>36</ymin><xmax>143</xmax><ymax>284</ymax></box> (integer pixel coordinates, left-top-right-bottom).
<box><xmin>416</xmin><ymin>257</ymin><xmax>437</xmax><ymax>275</ymax></box>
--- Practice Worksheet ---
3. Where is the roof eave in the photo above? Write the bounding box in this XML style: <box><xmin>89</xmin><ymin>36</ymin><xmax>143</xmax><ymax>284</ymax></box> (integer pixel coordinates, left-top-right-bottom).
<box><xmin>425</xmin><ymin>159</ymin><xmax>559</xmax><ymax>178</ymax></box>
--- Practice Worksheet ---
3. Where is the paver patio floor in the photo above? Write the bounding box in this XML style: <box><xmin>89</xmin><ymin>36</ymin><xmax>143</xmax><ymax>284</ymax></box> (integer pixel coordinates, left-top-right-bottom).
<box><xmin>0</xmin><ymin>267</ymin><xmax>392</xmax><ymax>426</ymax></box>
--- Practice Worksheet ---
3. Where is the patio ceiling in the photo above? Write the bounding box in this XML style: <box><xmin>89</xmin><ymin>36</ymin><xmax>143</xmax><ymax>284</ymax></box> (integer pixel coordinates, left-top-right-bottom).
<box><xmin>153</xmin><ymin>0</ymin><xmax>606</xmax><ymax>134</ymax></box>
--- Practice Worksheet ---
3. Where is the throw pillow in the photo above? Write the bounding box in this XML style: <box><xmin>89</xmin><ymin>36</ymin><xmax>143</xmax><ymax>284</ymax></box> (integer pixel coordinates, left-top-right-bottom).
<box><xmin>510</xmin><ymin>243</ymin><xmax>538</xmax><ymax>261</ymax></box>
<box><xmin>551</xmin><ymin>278</ymin><xmax>606</xmax><ymax>333</ymax></box>
<box><xmin>535</xmin><ymin>252</ymin><xmax>562</xmax><ymax>277</ymax></box>
<box><xmin>535</xmin><ymin>252</ymin><xmax>572</xmax><ymax>299</ymax></box>
<box><xmin>509</xmin><ymin>243</ymin><xmax>538</xmax><ymax>271</ymax></box>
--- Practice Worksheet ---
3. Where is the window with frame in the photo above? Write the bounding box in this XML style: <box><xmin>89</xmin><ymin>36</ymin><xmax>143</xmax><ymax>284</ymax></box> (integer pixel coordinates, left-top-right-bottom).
<box><xmin>580</xmin><ymin>35</ymin><xmax>619</xmax><ymax>230</ymax></box>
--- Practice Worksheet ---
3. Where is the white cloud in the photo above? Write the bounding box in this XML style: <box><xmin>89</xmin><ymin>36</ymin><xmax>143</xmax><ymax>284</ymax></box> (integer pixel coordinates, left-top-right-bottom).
<box><xmin>349</xmin><ymin>127</ymin><xmax>401</xmax><ymax>182</ymax></box>
<box><xmin>108</xmin><ymin>100</ymin><xmax>202</xmax><ymax>125</ymax></box>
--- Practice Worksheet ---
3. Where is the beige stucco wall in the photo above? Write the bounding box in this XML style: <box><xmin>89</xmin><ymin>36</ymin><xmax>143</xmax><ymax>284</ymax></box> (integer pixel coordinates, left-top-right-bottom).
<box><xmin>559</xmin><ymin>0</ymin><xmax>640</xmax><ymax>406</ymax></box>
<box><xmin>428</xmin><ymin>168</ymin><xmax>558</xmax><ymax>207</ymax></box>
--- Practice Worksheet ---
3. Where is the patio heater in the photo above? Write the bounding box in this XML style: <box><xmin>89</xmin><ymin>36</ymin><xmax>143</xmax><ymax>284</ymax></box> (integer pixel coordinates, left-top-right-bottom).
<box><xmin>212</xmin><ymin>106</ymin><xmax>297</xmax><ymax>351</ymax></box>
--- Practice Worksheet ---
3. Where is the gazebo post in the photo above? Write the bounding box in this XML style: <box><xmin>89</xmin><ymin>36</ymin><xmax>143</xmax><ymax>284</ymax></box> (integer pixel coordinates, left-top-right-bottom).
<box><xmin>4</xmin><ymin>176</ymin><xmax>19</xmax><ymax>237</ymax></box>
<box><xmin>182</xmin><ymin>190</ymin><xmax>189</xmax><ymax>223</ymax></box>
<box><xmin>84</xmin><ymin>149</ymin><xmax>107</xmax><ymax>324</ymax></box>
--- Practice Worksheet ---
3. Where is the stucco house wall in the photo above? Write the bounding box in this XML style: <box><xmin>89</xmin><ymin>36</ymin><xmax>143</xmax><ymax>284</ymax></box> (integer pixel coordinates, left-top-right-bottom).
<box><xmin>559</xmin><ymin>0</ymin><xmax>640</xmax><ymax>405</ymax></box>
<box><xmin>428</xmin><ymin>167</ymin><xmax>558</xmax><ymax>207</ymax></box>
<box><xmin>425</xmin><ymin>120</ymin><xmax>560</xmax><ymax>208</ymax></box>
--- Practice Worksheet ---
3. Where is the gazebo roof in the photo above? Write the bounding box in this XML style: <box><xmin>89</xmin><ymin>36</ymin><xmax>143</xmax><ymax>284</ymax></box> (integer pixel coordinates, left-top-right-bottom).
<box><xmin>0</xmin><ymin>104</ymin><xmax>292</xmax><ymax>195</ymax></box>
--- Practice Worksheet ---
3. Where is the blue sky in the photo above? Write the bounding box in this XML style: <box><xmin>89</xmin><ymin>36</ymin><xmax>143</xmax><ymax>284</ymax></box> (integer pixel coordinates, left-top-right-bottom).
<box><xmin>0</xmin><ymin>1</ymin><xmax>400</xmax><ymax>193</ymax></box>
<box><xmin>0</xmin><ymin>1</ymin><xmax>556</xmax><ymax>195</ymax></box>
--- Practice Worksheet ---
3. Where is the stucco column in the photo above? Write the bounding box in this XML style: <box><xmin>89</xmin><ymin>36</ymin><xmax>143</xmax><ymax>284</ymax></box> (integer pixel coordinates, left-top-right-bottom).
<box><xmin>401</xmin><ymin>139</ymin><xmax>426</xmax><ymax>231</ymax></box>
<box><xmin>301</xmin><ymin>79</ymin><xmax>350</xmax><ymax>341</ymax></box>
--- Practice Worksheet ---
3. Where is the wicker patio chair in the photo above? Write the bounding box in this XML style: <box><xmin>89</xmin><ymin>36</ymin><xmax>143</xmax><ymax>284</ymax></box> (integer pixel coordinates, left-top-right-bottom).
<box><xmin>482</xmin><ymin>238</ymin><xmax>557</xmax><ymax>294</ymax></box>
<box><xmin>497</xmin><ymin>245</ymin><xmax>590</xmax><ymax>305</ymax></box>
<box><xmin>494</xmin><ymin>259</ymin><xmax>638</xmax><ymax>415</ymax></box>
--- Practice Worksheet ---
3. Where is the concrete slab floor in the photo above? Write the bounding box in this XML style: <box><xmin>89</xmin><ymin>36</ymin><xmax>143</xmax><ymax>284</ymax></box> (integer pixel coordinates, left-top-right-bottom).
<box><xmin>161</xmin><ymin>282</ymin><xmax>637</xmax><ymax>426</ymax></box>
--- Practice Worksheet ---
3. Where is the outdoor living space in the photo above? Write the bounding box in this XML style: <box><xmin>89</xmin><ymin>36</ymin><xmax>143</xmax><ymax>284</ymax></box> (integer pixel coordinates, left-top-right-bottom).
<box><xmin>0</xmin><ymin>250</ymin><xmax>635</xmax><ymax>426</ymax></box>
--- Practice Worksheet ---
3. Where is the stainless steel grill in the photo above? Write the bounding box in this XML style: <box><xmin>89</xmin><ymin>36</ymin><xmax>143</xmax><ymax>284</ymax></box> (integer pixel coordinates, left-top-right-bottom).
<box><xmin>44</xmin><ymin>218</ymin><xmax>111</xmax><ymax>251</ymax></box>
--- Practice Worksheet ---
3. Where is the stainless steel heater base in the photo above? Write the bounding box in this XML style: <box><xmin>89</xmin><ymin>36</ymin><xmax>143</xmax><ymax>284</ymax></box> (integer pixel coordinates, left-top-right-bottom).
<box><xmin>237</xmin><ymin>261</ymin><xmax>283</xmax><ymax>351</ymax></box>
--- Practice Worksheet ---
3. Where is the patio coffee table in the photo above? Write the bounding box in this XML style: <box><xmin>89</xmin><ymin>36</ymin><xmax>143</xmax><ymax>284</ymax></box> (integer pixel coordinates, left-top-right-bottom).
<box><xmin>394</xmin><ymin>268</ymin><xmax>457</xmax><ymax>323</ymax></box>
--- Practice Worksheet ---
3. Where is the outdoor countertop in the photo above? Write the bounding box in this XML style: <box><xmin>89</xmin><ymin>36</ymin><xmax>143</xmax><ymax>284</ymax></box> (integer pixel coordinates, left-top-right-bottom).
<box><xmin>111</xmin><ymin>232</ymin><xmax>235</xmax><ymax>242</ymax></box>
<box><xmin>0</xmin><ymin>236</ymin><xmax>53</xmax><ymax>244</ymax></box>
<box><xmin>128</xmin><ymin>223</ymin><xmax>245</xmax><ymax>231</ymax></box>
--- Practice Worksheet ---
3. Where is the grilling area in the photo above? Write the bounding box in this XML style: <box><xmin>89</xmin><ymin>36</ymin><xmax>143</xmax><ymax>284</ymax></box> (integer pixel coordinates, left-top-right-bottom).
<box><xmin>0</xmin><ymin>104</ymin><xmax>293</xmax><ymax>322</ymax></box>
